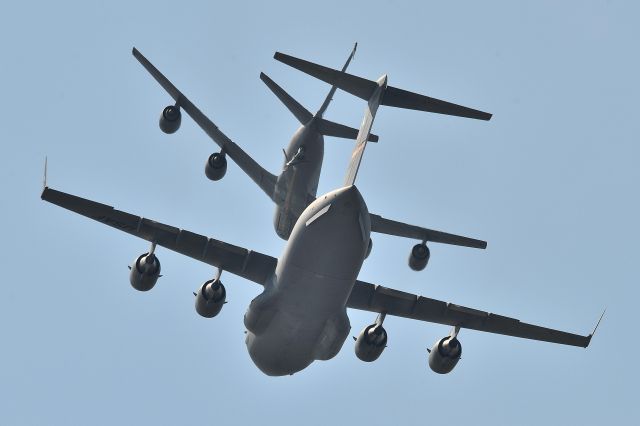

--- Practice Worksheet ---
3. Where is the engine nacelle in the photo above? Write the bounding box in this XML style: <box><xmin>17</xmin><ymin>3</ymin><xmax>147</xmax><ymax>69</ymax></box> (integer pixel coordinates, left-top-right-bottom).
<box><xmin>354</xmin><ymin>323</ymin><xmax>387</xmax><ymax>362</ymax></box>
<box><xmin>159</xmin><ymin>105</ymin><xmax>181</xmax><ymax>134</ymax></box>
<box><xmin>408</xmin><ymin>243</ymin><xmax>430</xmax><ymax>271</ymax></box>
<box><xmin>195</xmin><ymin>279</ymin><xmax>226</xmax><ymax>318</ymax></box>
<box><xmin>204</xmin><ymin>152</ymin><xmax>227</xmax><ymax>181</ymax></box>
<box><xmin>129</xmin><ymin>253</ymin><xmax>161</xmax><ymax>292</ymax></box>
<box><xmin>428</xmin><ymin>336</ymin><xmax>462</xmax><ymax>374</ymax></box>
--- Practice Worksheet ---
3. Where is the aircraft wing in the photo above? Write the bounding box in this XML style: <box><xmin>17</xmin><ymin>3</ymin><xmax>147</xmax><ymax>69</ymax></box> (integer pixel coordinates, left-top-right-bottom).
<box><xmin>41</xmin><ymin>187</ymin><xmax>277</xmax><ymax>285</ymax></box>
<box><xmin>369</xmin><ymin>213</ymin><xmax>487</xmax><ymax>249</ymax></box>
<box><xmin>346</xmin><ymin>280</ymin><xmax>592</xmax><ymax>347</ymax></box>
<box><xmin>132</xmin><ymin>48</ymin><xmax>278</xmax><ymax>202</ymax></box>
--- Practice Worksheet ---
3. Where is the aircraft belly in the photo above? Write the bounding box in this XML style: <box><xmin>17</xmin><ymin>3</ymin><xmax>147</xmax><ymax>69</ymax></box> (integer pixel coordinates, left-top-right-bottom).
<box><xmin>247</xmin><ymin>186</ymin><xmax>369</xmax><ymax>376</ymax></box>
<box><xmin>245</xmin><ymin>307</ymin><xmax>350</xmax><ymax>376</ymax></box>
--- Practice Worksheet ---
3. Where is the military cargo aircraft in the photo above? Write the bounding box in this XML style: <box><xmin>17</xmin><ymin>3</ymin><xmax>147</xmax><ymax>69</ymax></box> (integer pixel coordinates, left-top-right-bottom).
<box><xmin>41</xmin><ymin>47</ymin><xmax>599</xmax><ymax>376</ymax></box>
<box><xmin>133</xmin><ymin>47</ymin><xmax>490</xmax><ymax>269</ymax></box>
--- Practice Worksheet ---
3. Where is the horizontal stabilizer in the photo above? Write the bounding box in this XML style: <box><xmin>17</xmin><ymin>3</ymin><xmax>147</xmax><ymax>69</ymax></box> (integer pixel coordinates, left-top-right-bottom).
<box><xmin>382</xmin><ymin>86</ymin><xmax>492</xmax><ymax>121</ymax></box>
<box><xmin>370</xmin><ymin>213</ymin><xmax>487</xmax><ymax>249</ymax></box>
<box><xmin>260</xmin><ymin>72</ymin><xmax>377</xmax><ymax>142</ymax></box>
<box><xmin>316</xmin><ymin>118</ymin><xmax>378</xmax><ymax>142</ymax></box>
<box><xmin>260</xmin><ymin>72</ymin><xmax>313</xmax><ymax>125</ymax></box>
<box><xmin>274</xmin><ymin>52</ymin><xmax>492</xmax><ymax>121</ymax></box>
<box><xmin>275</xmin><ymin>51</ymin><xmax>376</xmax><ymax>100</ymax></box>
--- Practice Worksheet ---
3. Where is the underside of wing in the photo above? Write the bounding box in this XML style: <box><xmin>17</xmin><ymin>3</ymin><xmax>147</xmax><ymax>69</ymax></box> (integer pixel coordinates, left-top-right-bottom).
<box><xmin>369</xmin><ymin>213</ymin><xmax>487</xmax><ymax>249</ymax></box>
<box><xmin>42</xmin><ymin>187</ymin><xmax>276</xmax><ymax>285</ymax></box>
<box><xmin>347</xmin><ymin>280</ymin><xmax>592</xmax><ymax>348</ymax></box>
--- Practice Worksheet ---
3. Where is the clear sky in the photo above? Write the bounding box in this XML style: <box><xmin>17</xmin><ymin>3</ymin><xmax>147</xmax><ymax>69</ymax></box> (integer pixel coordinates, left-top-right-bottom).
<box><xmin>1</xmin><ymin>1</ymin><xmax>638</xmax><ymax>425</ymax></box>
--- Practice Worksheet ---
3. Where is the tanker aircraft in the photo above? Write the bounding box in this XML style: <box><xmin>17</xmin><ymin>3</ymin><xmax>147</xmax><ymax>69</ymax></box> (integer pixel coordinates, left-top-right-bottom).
<box><xmin>133</xmin><ymin>46</ymin><xmax>490</xmax><ymax>267</ymax></box>
<box><xmin>41</xmin><ymin>48</ymin><xmax>599</xmax><ymax>376</ymax></box>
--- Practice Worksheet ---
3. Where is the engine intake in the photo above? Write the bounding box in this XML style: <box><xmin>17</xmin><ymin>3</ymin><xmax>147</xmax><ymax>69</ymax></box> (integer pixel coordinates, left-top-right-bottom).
<box><xmin>354</xmin><ymin>323</ymin><xmax>387</xmax><ymax>362</ymax></box>
<box><xmin>205</xmin><ymin>152</ymin><xmax>227</xmax><ymax>181</ymax></box>
<box><xmin>408</xmin><ymin>243</ymin><xmax>430</xmax><ymax>271</ymax></box>
<box><xmin>428</xmin><ymin>336</ymin><xmax>462</xmax><ymax>374</ymax></box>
<box><xmin>159</xmin><ymin>105</ymin><xmax>181</xmax><ymax>134</ymax></box>
<box><xmin>195</xmin><ymin>279</ymin><xmax>226</xmax><ymax>318</ymax></box>
<box><xmin>129</xmin><ymin>252</ymin><xmax>161</xmax><ymax>291</ymax></box>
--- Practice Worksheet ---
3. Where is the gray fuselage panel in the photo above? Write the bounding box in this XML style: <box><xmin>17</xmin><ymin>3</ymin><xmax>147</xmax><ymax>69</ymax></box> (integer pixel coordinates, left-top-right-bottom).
<box><xmin>273</xmin><ymin>124</ymin><xmax>324</xmax><ymax>240</ymax></box>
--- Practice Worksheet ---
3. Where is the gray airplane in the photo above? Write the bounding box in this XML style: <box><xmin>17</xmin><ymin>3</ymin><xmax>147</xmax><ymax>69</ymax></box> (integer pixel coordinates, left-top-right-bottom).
<box><xmin>133</xmin><ymin>47</ymin><xmax>491</xmax><ymax>269</ymax></box>
<box><xmin>42</xmin><ymin>49</ymin><xmax>600</xmax><ymax>376</ymax></box>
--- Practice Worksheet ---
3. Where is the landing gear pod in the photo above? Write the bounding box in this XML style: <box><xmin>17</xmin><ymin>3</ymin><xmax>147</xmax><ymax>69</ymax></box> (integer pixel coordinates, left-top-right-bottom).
<box><xmin>159</xmin><ymin>105</ymin><xmax>181</xmax><ymax>134</ymax></box>
<box><xmin>408</xmin><ymin>243</ymin><xmax>430</xmax><ymax>271</ymax></box>
<box><xmin>364</xmin><ymin>238</ymin><xmax>373</xmax><ymax>259</ymax></box>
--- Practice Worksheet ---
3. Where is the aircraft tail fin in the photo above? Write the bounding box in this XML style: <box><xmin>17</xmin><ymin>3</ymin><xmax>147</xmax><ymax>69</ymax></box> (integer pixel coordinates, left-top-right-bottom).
<box><xmin>274</xmin><ymin>51</ymin><xmax>492</xmax><ymax>121</ymax></box>
<box><xmin>260</xmin><ymin>71</ymin><xmax>378</xmax><ymax>142</ymax></box>
<box><xmin>343</xmin><ymin>75</ymin><xmax>387</xmax><ymax>186</ymax></box>
<box><xmin>315</xmin><ymin>42</ymin><xmax>357</xmax><ymax>117</ymax></box>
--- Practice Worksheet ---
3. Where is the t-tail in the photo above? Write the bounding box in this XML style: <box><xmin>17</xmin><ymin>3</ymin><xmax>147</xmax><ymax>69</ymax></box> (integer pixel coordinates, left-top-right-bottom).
<box><xmin>261</xmin><ymin>43</ymin><xmax>378</xmax><ymax>143</ymax></box>
<box><xmin>273</xmin><ymin>50</ymin><xmax>492</xmax><ymax>121</ymax></box>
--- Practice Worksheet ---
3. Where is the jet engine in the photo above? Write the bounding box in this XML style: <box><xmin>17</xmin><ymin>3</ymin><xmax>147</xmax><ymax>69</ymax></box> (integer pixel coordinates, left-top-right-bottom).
<box><xmin>159</xmin><ymin>105</ymin><xmax>181</xmax><ymax>134</ymax></box>
<box><xmin>408</xmin><ymin>243</ymin><xmax>430</xmax><ymax>271</ymax></box>
<box><xmin>195</xmin><ymin>278</ymin><xmax>226</xmax><ymax>318</ymax></box>
<box><xmin>354</xmin><ymin>322</ymin><xmax>387</xmax><ymax>362</ymax></box>
<box><xmin>129</xmin><ymin>252</ymin><xmax>161</xmax><ymax>291</ymax></box>
<box><xmin>428</xmin><ymin>335</ymin><xmax>462</xmax><ymax>374</ymax></box>
<box><xmin>204</xmin><ymin>152</ymin><xmax>227</xmax><ymax>181</ymax></box>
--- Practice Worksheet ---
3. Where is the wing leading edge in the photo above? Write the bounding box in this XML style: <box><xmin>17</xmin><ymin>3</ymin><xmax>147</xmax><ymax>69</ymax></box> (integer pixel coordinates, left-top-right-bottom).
<box><xmin>347</xmin><ymin>280</ymin><xmax>592</xmax><ymax>348</ymax></box>
<box><xmin>41</xmin><ymin>187</ymin><xmax>276</xmax><ymax>285</ymax></box>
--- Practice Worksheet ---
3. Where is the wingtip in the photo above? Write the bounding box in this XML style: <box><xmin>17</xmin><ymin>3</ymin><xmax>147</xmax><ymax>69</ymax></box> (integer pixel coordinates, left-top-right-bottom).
<box><xmin>591</xmin><ymin>308</ymin><xmax>606</xmax><ymax>336</ymax></box>
<box><xmin>42</xmin><ymin>156</ymin><xmax>48</xmax><ymax>190</ymax></box>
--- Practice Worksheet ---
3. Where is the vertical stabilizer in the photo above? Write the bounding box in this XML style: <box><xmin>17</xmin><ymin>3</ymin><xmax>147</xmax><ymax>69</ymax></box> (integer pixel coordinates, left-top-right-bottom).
<box><xmin>343</xmin><ymin>75</ymin><xmax>387</xmax><ymax>186</ymax></box>
<box><xmin>316</xmin><ymin>42</ymin><xmax>357</xmax><ymax>117</ymax></box>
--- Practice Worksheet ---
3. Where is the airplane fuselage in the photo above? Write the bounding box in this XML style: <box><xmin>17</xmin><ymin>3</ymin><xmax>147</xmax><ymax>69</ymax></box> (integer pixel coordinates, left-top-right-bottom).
<box><xmin>246</xmin><ymin>185</ymin><xmax>370</xmax><ymax>375</ymax></box>
<box><xmin>273</xmin><ymin>123</ymin><xmax>325</xmax><ymax>240</ymax></box>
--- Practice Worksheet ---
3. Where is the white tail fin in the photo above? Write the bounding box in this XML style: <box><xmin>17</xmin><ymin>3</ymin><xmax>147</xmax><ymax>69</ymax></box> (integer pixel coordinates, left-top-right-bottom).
<box><xmin>343</xmin><ymin>75</ymin><xmax>387</xmax><ymax>186</ymax></box>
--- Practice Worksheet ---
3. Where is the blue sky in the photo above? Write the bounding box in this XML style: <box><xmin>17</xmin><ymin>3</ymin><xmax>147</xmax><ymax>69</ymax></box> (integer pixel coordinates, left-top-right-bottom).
<box><xmin>1</xmin><ymin>1</ymin><xmax>638</xmax><ymax>425</ymax></box>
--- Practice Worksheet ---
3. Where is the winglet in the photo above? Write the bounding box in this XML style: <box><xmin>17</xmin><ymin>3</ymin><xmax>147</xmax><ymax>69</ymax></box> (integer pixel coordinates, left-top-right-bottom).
<box><xmin>591</xmin><ymin>308</ymin><xmax>606</xmax><ymax>338</ymax></box>
<box><xmin>43</xmin><ymin>156</ymin><xmax>48</xmax><ymax>190</ymax></box>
